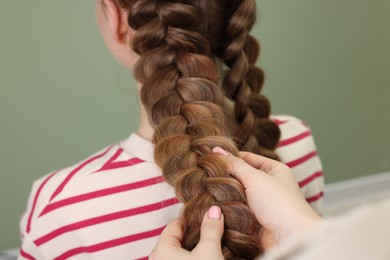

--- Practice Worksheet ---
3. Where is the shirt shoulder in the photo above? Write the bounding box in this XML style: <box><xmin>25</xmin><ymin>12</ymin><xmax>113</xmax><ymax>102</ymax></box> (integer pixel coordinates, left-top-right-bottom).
<box><xmin>20</xmin><ymin>144</ymin><xmax>118</xmax><ymax>233</ymax></box>
<box><xmin>272</xmin><ymin>114</ymin><xmax>325</xmax><ymax>213</ymax></box>
<box><xmin>19</xmin><ymin>140</ymin><xmax>178</xmax><ymax>259</ymax></box>
<box><xmin>21</xmin><ymin>141</ymin><xmax>166</xmax><ymax>230</ymax></box>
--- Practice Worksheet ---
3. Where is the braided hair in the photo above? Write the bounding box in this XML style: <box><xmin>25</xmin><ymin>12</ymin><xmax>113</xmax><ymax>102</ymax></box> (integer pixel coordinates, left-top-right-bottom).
<box><xmin>117</xmin><ymin>0</ymin><xmax>280</xmax><ymax>258</ymax></box>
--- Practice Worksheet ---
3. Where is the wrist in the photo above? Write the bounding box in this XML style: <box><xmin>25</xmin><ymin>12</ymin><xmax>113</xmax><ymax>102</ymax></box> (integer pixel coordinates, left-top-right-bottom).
<box><xmin>277</xmin><ymin>207</ymin><xmax>324</xmax><ymax>244</ymax></box>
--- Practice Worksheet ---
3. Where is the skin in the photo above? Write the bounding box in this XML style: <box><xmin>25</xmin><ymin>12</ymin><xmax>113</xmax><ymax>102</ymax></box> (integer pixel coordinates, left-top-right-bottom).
<box><xmin>95</xmin><ymin>0</ymin><xmax>154</xmax><ymax>141</ymax></box>
<box><xmin>150</xmin><ymin>206</ymin><xmax>225</xmax><ymax>260</ymax></box>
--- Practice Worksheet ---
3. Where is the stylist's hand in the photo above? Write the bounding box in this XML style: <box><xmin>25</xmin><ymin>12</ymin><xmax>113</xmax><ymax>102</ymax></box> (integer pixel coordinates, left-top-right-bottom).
<box><xmin>150</xmin><ymin>206</ymin><xmax>225</xmax><ymax>260</ymax></box>
<box><xmin>212</xmin><ymin>147</ymin><xmax>323</xmax><ymax>249</ymax></box>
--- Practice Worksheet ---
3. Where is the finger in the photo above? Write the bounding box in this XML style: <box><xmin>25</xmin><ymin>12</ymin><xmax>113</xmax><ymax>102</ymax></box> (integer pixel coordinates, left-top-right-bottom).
<box><xmin>197</xmin><ymin>206</ymin><xmax>224</xmax><ymax>249</ymax></box>
<box><xmin>150</xmin><ymin>219</ymin><xmax>185</xmax><ymax>260</ymax></box>
<box><xmin>239</xmin><ymin>151</ymin><xmax>290</xmax><ymax>175</ymax></box>
<box><xmin>156</xmin><ymin>219</ymin><xmax>184</xmax><ymax>249</ymax></box>
<box><xmin>212</xmin><ymin>147</ymin><xmax>263</xmax><ymax>187</ymax></box>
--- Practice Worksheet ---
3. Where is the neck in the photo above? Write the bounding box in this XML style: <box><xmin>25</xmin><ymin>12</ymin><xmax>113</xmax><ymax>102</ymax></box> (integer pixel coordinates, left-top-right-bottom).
<box><xmin>136</xmin><ymin>82</ymin><xmax>155</xmax><ymax>141</ymax></box>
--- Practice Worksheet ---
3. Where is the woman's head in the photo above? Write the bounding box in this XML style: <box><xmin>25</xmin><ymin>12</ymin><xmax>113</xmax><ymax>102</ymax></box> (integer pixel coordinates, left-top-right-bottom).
<box><xmin>96</xmin><ymin>0</ymin><xmax>280</xmax><ymax>258</ymax></box>
<box><xmin>96</xmin><ymin>0</ymin><xmax>252</xmax><ymax>74</ymax></box>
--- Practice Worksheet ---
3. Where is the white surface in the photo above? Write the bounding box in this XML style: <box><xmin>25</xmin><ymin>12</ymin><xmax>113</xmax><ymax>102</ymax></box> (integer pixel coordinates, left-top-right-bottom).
<box><xmin>323</xmin><ymin>171</ymin><xmax>390</xmax><ymax>216</ymax></box>
<box><xmin>0</xmin><ymin>249</ymin><xmax>17</xmax><ymax>260</ymax></box>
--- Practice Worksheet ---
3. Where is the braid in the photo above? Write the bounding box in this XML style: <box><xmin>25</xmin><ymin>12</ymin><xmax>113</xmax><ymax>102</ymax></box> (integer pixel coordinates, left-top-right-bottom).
<box><xmin>116</xmin><ymin>0</ymin><xmax>280</xmax><ymax>258</ymax></box>
<box><xmin>220</xmin><ymin>0</ymin><xmax>280</xmax><ymax>160</ymax></box>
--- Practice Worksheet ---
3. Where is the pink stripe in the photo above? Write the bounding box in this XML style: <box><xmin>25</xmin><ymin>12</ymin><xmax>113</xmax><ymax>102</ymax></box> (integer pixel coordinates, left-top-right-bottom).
<box><xmin>278</xmin><ymin>130</ymin><xmax>311</xmax><ymax>148</ymax></box>
<box><xmin>298</xmin><ymin>171</ymin><xmax>324</xmax><ymax>188</ymax></box>
<box><xmin>35</xmin><ymin>198</ymin><xmax>180</xmax><ymax>246</ymax></box>
<box><xmin>26</xmin><ymin>170</ymin><xmax>59</xmax><ymax>233</ymax></box>
<box><xmin>19</xmin><ymin>249</ymin><xmax>36</xmax><ymax>260</ymax></box>
<box><xmin>306</xmin><ymin>191</ymin><xmax>324</xmax><ymax>203</ymax></box>
<box><xmin>49</xmin><ymin>146</ymin><xmax>113</xmax><ymax>201</ymax></box>
<box><xmin>271</xmin><ymin>118</ymin><xmax>287</xmax><ymax>125</ymax></box>
<box><xmin>39</xmin><ymin>176</ymin><xmax>165</xmax><ymax>217</ymax></box>
<box><xmin>107</xmin><ymin>148</ymin><xmax>123</xmax><ymax>163</ymax></box>
<box><xmin>136</xmin><ymin>257</ymin><xmax>148</xmax><ymax>260</ymax></box>
<box><xmin>94</xmin><ymin>157</ymin><xmax>145</xmax><ymax>173</ymax></box>
<box><xmin>53</xmin><ymin>226</ymin><xmax>165</xmax><ymax>260</ymax></box>
<box><xmin>286</xmin><ymin>151</ymin><xmax>318</xmax><ymax>168</ymax></box>
<box><xmin>94</xmin><ymin>148</ymin><xmax>124</xmax><ymax>172</ymax></box>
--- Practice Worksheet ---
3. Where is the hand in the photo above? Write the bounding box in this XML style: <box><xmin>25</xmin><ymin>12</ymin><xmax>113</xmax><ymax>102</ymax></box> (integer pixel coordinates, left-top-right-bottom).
<box><xmin>151</xmin><ymin>149</ymin><xmax>324</xmax><ymax>259</ymax></box>
<box><xmin>212</xmin><ymin>148</ymin><xmax>323</xmax><ymax>249</ymax></box>
<box><xmin>150</xmin><ymin>206</ymin><xmax>225</xmax><ymax>260</ymax></box>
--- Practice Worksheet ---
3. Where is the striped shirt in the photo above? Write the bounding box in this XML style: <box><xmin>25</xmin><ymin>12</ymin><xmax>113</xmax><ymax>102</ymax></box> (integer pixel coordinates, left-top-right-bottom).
<box><xmin>18</xmin><ymin>115</ymin><xmax>324</xmax><ymax>260</ymax></box>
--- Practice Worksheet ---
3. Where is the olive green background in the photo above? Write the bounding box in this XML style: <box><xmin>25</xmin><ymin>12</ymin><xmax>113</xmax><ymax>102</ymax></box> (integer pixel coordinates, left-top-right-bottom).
<box><xmin>1</xmin><ymin>0</ymin><xmax>389</xmax><ymax>250</ymax></box>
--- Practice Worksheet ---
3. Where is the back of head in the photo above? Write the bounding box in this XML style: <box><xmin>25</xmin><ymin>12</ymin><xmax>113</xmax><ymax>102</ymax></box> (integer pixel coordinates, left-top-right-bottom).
<box><xmin>116</xmin><ymin>0</ymin><xmax>280</xmax><ymax>258</ymax></box>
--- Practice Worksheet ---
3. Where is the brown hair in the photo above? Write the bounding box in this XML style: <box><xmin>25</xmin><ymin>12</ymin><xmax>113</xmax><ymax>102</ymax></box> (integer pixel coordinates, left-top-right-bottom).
<box><xmin>117</xmin><ymin>0</ymin><xmax>280</xmax><ymax>258</ymax></box>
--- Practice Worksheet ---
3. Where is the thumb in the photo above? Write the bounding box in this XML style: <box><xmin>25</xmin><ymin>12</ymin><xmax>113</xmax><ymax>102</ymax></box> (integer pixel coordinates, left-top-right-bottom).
<box><xmin>196</xmin><ymin>206</ymin><xmax>224</xmax><ymax>250</ymax></box>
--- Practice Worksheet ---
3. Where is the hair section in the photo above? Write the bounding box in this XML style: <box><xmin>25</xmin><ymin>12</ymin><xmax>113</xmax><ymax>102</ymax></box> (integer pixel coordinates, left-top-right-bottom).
<box><xmin>219</xmin><ymin>0</ymin><xmax>280</xmax><ymax>159</ymax></box>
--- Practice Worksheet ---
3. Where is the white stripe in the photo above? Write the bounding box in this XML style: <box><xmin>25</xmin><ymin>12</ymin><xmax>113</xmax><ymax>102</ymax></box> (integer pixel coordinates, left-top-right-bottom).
<box><xmin>38</xmin><ymin>204</ymin><xmax>181</xmax><ymax>259</ymax></box>
<box><xmin>276</xmin><ymin>136</ymin><xmax>319</xmax><ymax>165</ymax></box>
<box><xmin>31</xmin><ymin>182</ymin><xmax>176</xmax><ymax>239</ymax></box>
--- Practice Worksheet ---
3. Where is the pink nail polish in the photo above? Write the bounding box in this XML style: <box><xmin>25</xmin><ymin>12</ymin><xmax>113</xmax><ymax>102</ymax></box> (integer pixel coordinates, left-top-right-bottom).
<box><xmin>212</xmin><ymin>147</ymin><xmax>228</xmax><ymax>156</ymax></box>
<box><xmin>208</xmin><ymin>206</ymin><xmax>221</xmax><ymax>220</ymax></box>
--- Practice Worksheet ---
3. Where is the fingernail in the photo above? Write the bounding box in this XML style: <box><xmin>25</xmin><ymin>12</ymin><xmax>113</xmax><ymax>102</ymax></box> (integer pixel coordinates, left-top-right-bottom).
<box><xmin>212</xmin><ymin>147</ymin><xmax>228</xmax><ymax>156</ymax></box>
<box><xmin>208</xmin><ymin>206</ymin><xmax>221</xmax><ymax>220</ymax></box>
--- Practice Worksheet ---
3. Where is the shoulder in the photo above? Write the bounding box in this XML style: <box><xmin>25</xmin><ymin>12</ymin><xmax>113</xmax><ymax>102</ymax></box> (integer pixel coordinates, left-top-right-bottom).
<box><xmin>19</xmin><ymin>141</ymin><xmax>176</xmax><ymax>259</ymax></box>
<box><xmin>271</xmin><ymin>114</ymin><xmax>325</xmax><ymax>212</ymax></box>
<box><xmin>271</xmin><ymin>114</ymin><xmax>316</xmax><ymax>164</ymax></box>
<box><xmin>271</xmin><ymin>114</ymin><xmax>310</xmax><ymax>134</ymax></box>
<box><xmin>20</xmin><ymin>142</ymin><xmax>158</xmax><ymax>234</ymax></box>
<box><xmin>271</xmin><ymin>114</ymin><xmax>318</xmax><ymax>164</ymax></box>
<box><xmin>20</xmin><ymin>145</ymin><xmax>117</xmax><ymax>229</ymax></box>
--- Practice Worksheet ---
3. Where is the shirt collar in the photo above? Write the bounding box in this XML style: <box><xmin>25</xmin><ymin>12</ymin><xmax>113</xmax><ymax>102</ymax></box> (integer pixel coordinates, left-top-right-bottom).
<box><xmin>119</xmin><ymin>133</ymin><xmax>155</xmax><ymax>163</ymax></box>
